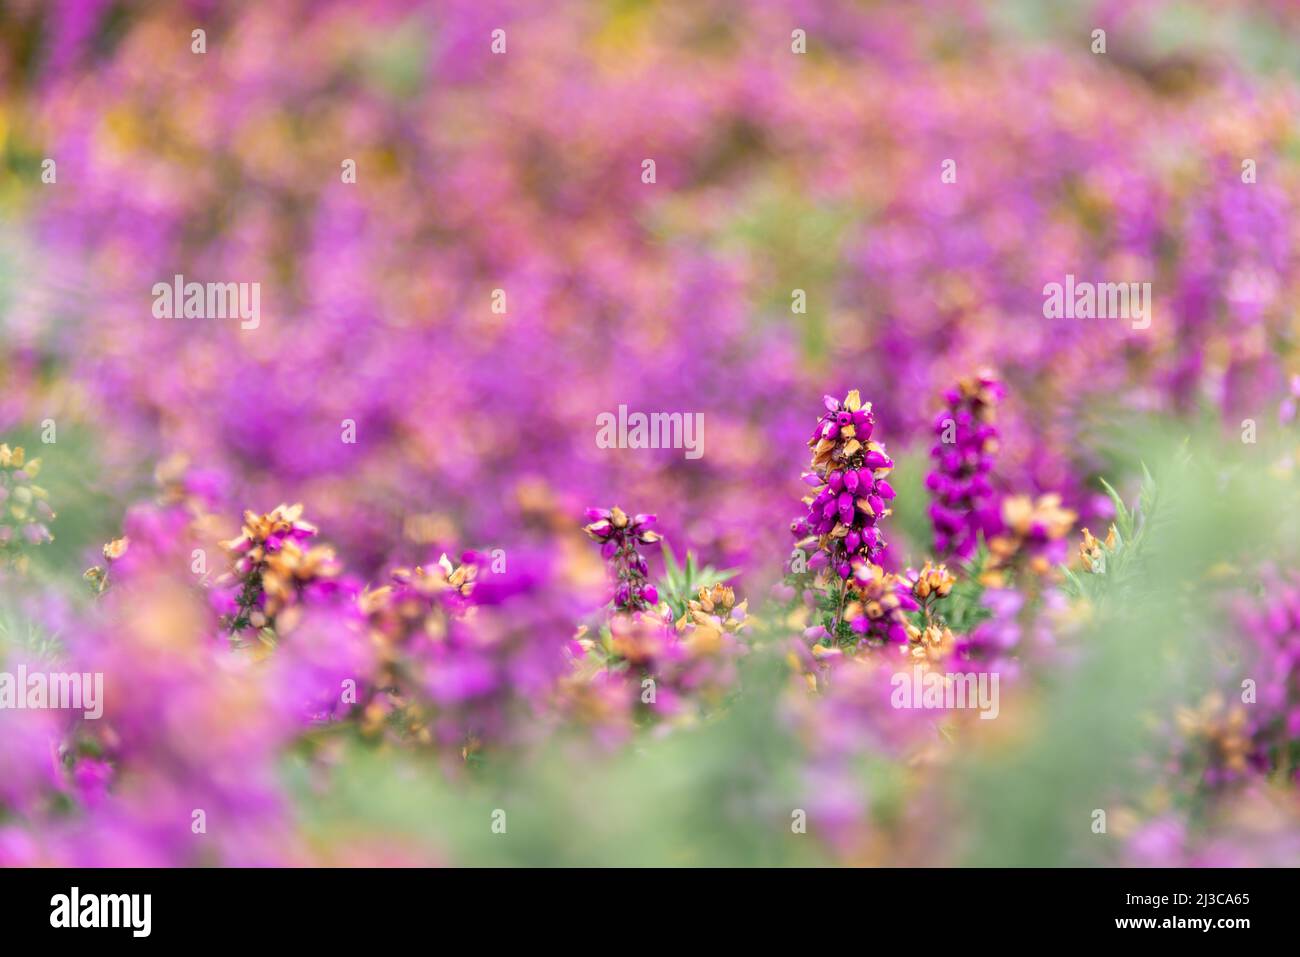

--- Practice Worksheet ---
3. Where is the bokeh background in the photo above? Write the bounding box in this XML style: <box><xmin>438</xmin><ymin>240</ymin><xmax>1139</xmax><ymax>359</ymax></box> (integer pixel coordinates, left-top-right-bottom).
<box><xmin>1</xmin><ymin>0</ymin><xmax>1299</xmax><ymax>866</ymax></box>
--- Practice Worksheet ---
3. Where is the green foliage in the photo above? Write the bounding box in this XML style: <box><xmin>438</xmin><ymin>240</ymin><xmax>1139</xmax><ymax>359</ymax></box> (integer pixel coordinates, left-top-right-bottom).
<box><xmin>290</xmin><ymin>645</ymin><xmax>819</xmax><ymax>867</ymax></box>
<box><xmin>657</xmin><ymin>542</ymin><xmax>737</xmax><ymax>620</ymax></box>
<box><xmin>941</xmin><ymin>544</ymin><xmax>994</xmax><ymax>634</ymax></box>
<box><xmin>1061</xmin><ymin>462</ymin><xmax>1166</xmax><ymax>607</ymax></box>
<box><xmin>0</xmin><ymin>600</ymin><xmax>64</xmax><ymax>662</ymax></box>
<box><xmin>814</xmin><ymin>578</ymin><xmax>852</xmax><ymax>645</ymax></box>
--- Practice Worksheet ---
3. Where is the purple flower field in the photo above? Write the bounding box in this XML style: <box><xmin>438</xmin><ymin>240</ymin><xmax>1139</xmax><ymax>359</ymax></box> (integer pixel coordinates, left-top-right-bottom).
<box><xmin>1</xmin><ymin>0</ymin><xmax>1299</xmax><ymax>869</ymax></box>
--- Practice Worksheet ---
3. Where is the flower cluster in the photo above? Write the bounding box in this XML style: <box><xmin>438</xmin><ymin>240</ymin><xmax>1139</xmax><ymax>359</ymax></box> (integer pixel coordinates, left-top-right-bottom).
<box><xmin>1174</xmin><ymin>692</ymin><xmax>1254</xmax><ymax>788</ymax></box>
<box><xmin>567</xmin><ymin>587</ymin><xmax>747</xmax><ymax>729</ymax></box>
<box><xmin>984</xmin><ymin>494</ymin><xmax>1077</xmax><ymax>584</ymax></box>
<box><xmin>1226</xmin><ymin>567</ymin><xmax>1300</xmax><ymax>780</ymax></box>
<box><xmin>910</xmin><ymin>561</ymin><xmax>957</xmax><ymax>604</ymax></box>
<box><xmin>583</xmin><ymin>507</ymin><xmax>661</xmax><ymax>612</ymax></box>
<box><xmin>926</xmin><ymin>373</ymin><xmax>1004</xmax><ymax>560</ymax></box>
<box><xmin>792</xmin><ymin>391</ymin><xmax>896</xmax><ymax>579</ymax></box>
<box><xmin>565</xmin><ymin>531</ymin><xmax>749</xmax><ymax>732</ymax></box>
<box><xmin>0</xmin><ymin>445</ymin><xmax>54</xmax><ymax>567</ymax></box>
<box><xmin>904</xmin><ymin>562</ymin><xmax>958</xmax><ymax>666</ymax></box>
<box><xmin>215</xmin><ymin>505</ymin><xmax>341</xmax><ymax>636</ymax></box>
<box><xmin>1078</xmin><ymin>525</ymin><xmax>1118</xmax><ymax>573</ymax></box>
<box><xmin>359</xmin><ymin>556</ymin><xmax>481</xmax><ymax>751</ymax></box>
<box><xmin>842</xmin><ymin>562</ymin><xmax>921</xmax><ymax>648</ymax></box>
<box><xmin>789</xmin><ymin>391</ymin><xmax>919</xmax><ymax>650</ymax></box>
<box><xmin>5</xmin><ymin>0</ymin><xmax>1300</xmax><ymax>868</ymax></box>
<box><xmin>676</xmin><ymin>583</ymin><xmax>748</xmax><ymax>640</ymax></box>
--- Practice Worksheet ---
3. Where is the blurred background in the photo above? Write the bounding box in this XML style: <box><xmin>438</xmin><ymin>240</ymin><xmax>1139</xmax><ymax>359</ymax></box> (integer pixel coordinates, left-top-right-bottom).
<box><xmin>0</xmin><ymin>0</ymin><xmax>1299</xmax><ymax>866</ymax></box>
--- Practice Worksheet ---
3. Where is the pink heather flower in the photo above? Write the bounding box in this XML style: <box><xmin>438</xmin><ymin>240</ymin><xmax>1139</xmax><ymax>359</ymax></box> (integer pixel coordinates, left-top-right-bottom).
<box><xmin>1280</xmin><ymin>374</ymin><xmax>1300</xmax><ymax>426</ymax></box>
<box><xmin>0</xmin><ymin>702</ymin><xmax>65</xmax><ymax>817</ymax></box>
<box><xmin>926</xmin><ymin>373</ymin><xmax>1004</xmax><ymax>560</ymax></box>
<box><xmin>789</xmin><ymin>390</ymin><xmax>913</xmax><ymax>647</ymax></box>
<box><xmin>360</xmin><ymin>548</ymin><xmax>574</xmax><ymax>761</ymax></box>
<box><xmin>1228</xmin><ymin>567</ymin><xmax>1300</xmax><ymax>777</ymax></box>
<box><xmin>583</xmin><ymin>507</ymin><xmax>662</xmax><ymax>614</ymax></box>
<box><xmin>215</xmin><ymin>504</ymin><xmax>340</xmax><ymax>634</ymax></box>
<box><xmin>792</xmin><ymin>391</ymin><xmax>894</xmax><ymax>574</ymax></box>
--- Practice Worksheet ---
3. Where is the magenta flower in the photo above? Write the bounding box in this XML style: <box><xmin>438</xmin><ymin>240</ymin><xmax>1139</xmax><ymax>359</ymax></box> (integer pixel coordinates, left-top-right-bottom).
<box><xmin>583</xmin><ymin>507</ymin><xmax>663</xmax><ymax>614</ymax></box>
<box><xmin>926</xmin><ymin>373</ymin><xmax>1004</xmax><ymax>560</ymax></box>
<box><xmin>792</xmin><ymin>391</ymin><xmax>895</xmax><ymax>580</ymax></box>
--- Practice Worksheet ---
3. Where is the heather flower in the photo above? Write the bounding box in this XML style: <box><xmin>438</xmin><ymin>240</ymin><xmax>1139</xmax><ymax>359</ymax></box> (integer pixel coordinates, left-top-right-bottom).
<box><xmin>566</xmin><ymin>602</ymin><xmax>740</xmax><ymax>729</ymax></box>
<box><xmin>983</xmin><ymin>494</ymin><xmax>1076</xmax><ymax>584</ymax></box>
<box><xmin>842</xmin><ymin>560</ymin><xmax>920</xmax><ymax>648</ymax></box>
<box><xmin>360</xmin><ymin>549</ymin><xmax>574</xmax><ymax>759</ymax></box>
<box><xmin>902</xmin><ymin>562</ymin><xmax>958</xmax><ymax>666</ymax></box>
<box><xmin>793</xmin><ymin>391</ymin><xmax>895</xmax><ymax>576</ymax></box>
<box><xmin>1121</xmin><ymin>784</ymin><xmax>1300</xmax><ymax>867</ymax></box>
<box><xmin>1224</xmin><ymin>567</ymin><xmax>1300</xmax><ymax>780</ymax></box>
<box><xmin>216</xmin><ymin>504</ymin><xmax>340</xmax><ymax>635</ymax></box>
<box><xmin>666</xmin><ymin>584</ymin><xmax>748</xmax><ymax>709</ymax></box>
<box><xmin>926</xmin><ymin>373</ymin><xmax>1004</xmax><ymax>560</ymax></box>
<box><xmin>85</xmin><ymin>498</ymin><xmax>369</xmax><ymax>729</ymax></box>
<box><xmin>566</xmin><ymin>524</ymin><xmax>747</xmax><ymax>729</ymax></box>
<box><xmin>361</xmin><ymin>556</ymin><xmax>476</xmax><ymax>636</ymax></box>
<box><xmin>552</xmin><ymin>667</ymin><xmax>638</xmax><ymax>748</ymax></box>
<box><xmin>606</xmin><ymin>613</ymin><xmax>675</xmax><ymax>670</ymax></box>
<box><xmin>954</xmin><ymin>580</ymin><xmax>1077</xmax><ymax>682</ymax></box>
<box><xmin>675</xmin><ymin>583</ymin><xmax>748</xmax><ymax>638</ymax></box>
<box><xmin>906</xmin><ymin>621</ymin><xmax>957</xmax><ymax>666</ymax></box>
<box><xmin>0</xmin><ymin>694</ymin><xmax>66</xmax><ymax>818</ymax></box>
<box><xmin>909</xmin><ymin>560</ymin><xmax>956</xmax><ymax>603</ymax></box>
<box><xmin>358</xmin><ymin>555</ymin><xmax>479</xmax><ymax>746</ymax></box>
<box><xmin>263</xmin><ymin>581</ymin><xmax>371</xmax><ymax>724</ymax></box>
<box><xmin>583</xmin><ymin>507</ymin><xmax>662</xmax><ymax>613</ymax></box>
<box><xmin>781</xmin><ymin>652</ymin><xmax>951</xmax><ymax>862</ymax></box>
<box><xmin>790</xmin><ymin>391</ymin><xmax>910</xmax><ymax>646</ymax></box>
<box><xmin>153</xmin><ymin>453</ymin><xmax>228</xmax><ymax>515</ymax></box>
<box><xmin>955</xmin><ymin>588</ymin><xmax>1025</xmax><ymax>663</ymax></box>
<box><xmin>628</xmin><ymin>635</ymin><xmax>741</xmax><ymax>725</ymax></box>
<box><xmin>3</xmin><ymin>0</ymin><xmax>1300</xmax><ymax>867</ymax></box>
<box><xmin>1279</xmin><ymin>374</ymin><xmax>1300</xmax><ymax>426</ymax></box>
<box><xmin>1174</xmin><ymin>691</ymin><xmax>1254</xmax><ymax>788</ymax></box>
<box><xmin>32</xmin><ymin>508</ymin><xmax>307</xmax><ymax>865</ymax></box>
<box><xmin>1120</xmin><ymin>814</ymin><xmax>1189</xmax><ymax>867</ymax></box>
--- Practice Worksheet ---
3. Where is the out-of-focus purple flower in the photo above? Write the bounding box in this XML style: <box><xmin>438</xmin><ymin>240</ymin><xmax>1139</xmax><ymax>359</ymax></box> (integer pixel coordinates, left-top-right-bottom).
<box><xmin>926</xmin><ymin>373</ymin><xmax>1003</xmax><ymax>560</ymax></box>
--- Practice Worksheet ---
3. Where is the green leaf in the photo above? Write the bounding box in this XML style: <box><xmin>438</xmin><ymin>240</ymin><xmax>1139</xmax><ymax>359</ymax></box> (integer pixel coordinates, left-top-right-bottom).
<box><xmin>662</xmin><ymin>541</ymin><xmax>682</xmax><ymax>582</ymax></box>
<box><xmin>654</xmin><ymin>547</ymin><xmax>739</xmax><ymax>619</ymax></box>
<box><xmin>1097</xmin><ymin>477</ymin><xmax>1133</xmax><ymax>540</ymax></box>
<box><xmin>1069</xmin><ymin>466</ymin><xmax>1167</xmax><ymax>609</ymax></box>
<box><xmin>1137</xmin><ymin>461</ymin><xmax>1159</xmax><ymax>533</ymax></box>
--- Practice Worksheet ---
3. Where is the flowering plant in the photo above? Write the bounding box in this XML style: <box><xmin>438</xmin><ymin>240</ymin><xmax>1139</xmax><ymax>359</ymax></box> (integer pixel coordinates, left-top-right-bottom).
<box><xmin>2</xmin><ymin>0</ymin><xmax>1300</xmax><ymax>870</ymax></box>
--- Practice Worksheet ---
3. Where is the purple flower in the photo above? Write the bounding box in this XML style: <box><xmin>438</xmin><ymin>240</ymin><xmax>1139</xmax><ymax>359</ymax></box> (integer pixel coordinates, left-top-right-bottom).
<box><xmin>926</xmin><ymin>373</ymin><xmax>1004</xmax><ymax>560</ymax></box>
<box><xmin>583</xmin><ymin>506</ymin><xmax>663</xmax><ymax>614</ymax></box>
<box><xmin>791</xmin><ymin>390</ymin><xmax>896</xmax><ymax>575</ymax></box>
